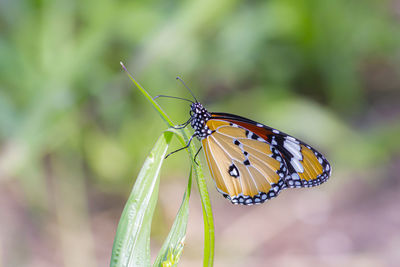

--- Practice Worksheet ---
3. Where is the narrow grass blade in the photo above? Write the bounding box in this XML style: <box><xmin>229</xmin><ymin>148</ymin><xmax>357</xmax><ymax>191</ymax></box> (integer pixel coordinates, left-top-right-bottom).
<box><xmin>153</xmin><ymin>167</ymin><xmax>192</xmax><ymax>267</ymax></box>
<box><xmin>120</xmin><ymin>62</ymin><xmax>174</xmax><ymax>127</ymax></box>
<box><xmin>191</xmin><ymin>159</ymin><xmax>214</xmax><ymax>267</ymax></box>
<box><xmin>110</xmin><ymin>131</ymin><xmax>173</xmax><ymax>267</ymax></box>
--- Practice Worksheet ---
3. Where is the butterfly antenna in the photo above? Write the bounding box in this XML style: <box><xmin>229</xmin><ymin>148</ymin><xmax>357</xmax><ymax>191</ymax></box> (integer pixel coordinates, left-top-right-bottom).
<box><xmin>153</xmin><ymin>95</ymin><xmax>194</xmax><ymax>103</ymax></box>
<box><xmin>176</xmin><ymin>76</ymin><xmax>198</xmax><ymax>103</ymax></box>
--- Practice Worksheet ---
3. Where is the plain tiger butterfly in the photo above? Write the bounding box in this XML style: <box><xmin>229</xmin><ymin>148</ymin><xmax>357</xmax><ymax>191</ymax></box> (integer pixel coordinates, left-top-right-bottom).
<box><xmin>160</xmin><ymin>77</ymin><xmax>332</xmax><ymax>206</ymax></box>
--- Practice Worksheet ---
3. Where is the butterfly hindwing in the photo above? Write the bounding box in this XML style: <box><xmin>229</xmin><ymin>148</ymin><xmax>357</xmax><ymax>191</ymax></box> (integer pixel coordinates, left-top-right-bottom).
<box><xmin>202</xmin><ymin>119</ymin><xmax>286</xmax><ymax>205</ymax></box>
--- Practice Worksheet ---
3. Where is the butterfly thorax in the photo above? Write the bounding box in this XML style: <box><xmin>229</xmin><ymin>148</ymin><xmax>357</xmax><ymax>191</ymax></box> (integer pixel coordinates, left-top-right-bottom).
<box><xmin>190</xmin><ymin>102</ymin><xmax>212</xmax><ymax>139</ymax></box>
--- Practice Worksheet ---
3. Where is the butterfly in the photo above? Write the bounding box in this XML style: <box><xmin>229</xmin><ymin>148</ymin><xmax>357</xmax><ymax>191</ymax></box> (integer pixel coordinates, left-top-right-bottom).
<box><xmin>160</xmin><ymin>78</ymin><xmax>332</xmax><ymax>206</ymax></box>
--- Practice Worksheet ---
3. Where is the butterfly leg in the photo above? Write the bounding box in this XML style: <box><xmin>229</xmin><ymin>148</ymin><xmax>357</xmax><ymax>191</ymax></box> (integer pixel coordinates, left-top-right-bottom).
<box><xmin>193</xmin><ymin>146</ymin><xmax>203</xmax><ymax>165</ymax></box>
<box><xmin>171</xmin><ymin>117</ymin><xmax>193</xmax><ymax>129</ymax></box>
<box><xmin>165</xmin><ymin>134</ymin><xmax>195</xmax><ymax>159</ymax></box>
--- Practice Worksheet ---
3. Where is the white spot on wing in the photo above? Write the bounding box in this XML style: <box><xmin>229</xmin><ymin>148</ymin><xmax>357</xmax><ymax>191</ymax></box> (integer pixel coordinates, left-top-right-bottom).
<box><xmin>283</xmin><ymin>140</ymin><xmax>302</xmax><ymax>160</ymax></box>
<box><xmin>291</xmin><ymin>158</ymin><xmax>304</xmax><ymax>173</ymax></box>
<box><xmin>286</xmin><ymin>136</ymin><xmax>299</xmax><ymax>144</ymax></box>
<box><xmin>271</xmin><ymin>138</ymin><xmax>277</xmax><ymax>146</ymax></box>
<box><xmin>291</xmin><ymin>173</ymin><xmax>300</xmax><ymax>180</ymax></box>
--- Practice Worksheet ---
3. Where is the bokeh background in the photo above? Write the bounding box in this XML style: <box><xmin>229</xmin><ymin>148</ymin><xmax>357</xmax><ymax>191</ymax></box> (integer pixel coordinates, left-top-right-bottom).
<box><xmin>1</xmin><ymin>0</ymin><xmax>400</xmax><ymax>266</ymax></box>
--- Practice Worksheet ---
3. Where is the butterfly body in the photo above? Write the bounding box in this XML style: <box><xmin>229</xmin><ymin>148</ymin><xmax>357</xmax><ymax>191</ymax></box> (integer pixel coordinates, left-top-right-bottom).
<box><xmin>189</xmin><ymin>102</ymin><xmax>332</xmax><ymax>206</ymax></box>
<box><xmin>190</xmin><ymin>102</ymin><xmax>213</xmax><ymax>139</ymax></box>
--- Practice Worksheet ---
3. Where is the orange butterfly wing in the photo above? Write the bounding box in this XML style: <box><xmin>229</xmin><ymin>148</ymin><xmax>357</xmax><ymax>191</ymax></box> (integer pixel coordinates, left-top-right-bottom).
<box><xmin>201</xmin><ymin>113</ymin><xmax>331</xmax><ymax>205</ymax></box>
<box><xmin>202</xmin><ymin>119</ymin><xmax>287</xmax><ymax>205</ymax></box>
<box><xmin>210</xmin><ymin>113</ymin><xmax>331</xmax><ymax>188</ymax></box>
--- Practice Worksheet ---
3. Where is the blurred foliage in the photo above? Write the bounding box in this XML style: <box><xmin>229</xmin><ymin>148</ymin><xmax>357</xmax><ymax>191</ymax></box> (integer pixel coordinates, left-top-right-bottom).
<box><xmin>1</xmin><ymin>0</ymin><xmax>400</xmax><ymax>266</ymax></box>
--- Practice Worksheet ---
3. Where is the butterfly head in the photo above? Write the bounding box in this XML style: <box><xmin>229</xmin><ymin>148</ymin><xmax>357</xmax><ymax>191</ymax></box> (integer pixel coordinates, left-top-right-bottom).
<box><xmin>190</xmin><ymin>102</ymin><xmax>212</xmax><ymax>139</ymax></box>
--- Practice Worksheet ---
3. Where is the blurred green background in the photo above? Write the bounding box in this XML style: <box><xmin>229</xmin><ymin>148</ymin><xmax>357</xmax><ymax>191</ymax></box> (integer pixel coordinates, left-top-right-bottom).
<box><xmin>1</xmin><ymin>0</ymin><xmax>400</xmax><ymax>266</ymax></box>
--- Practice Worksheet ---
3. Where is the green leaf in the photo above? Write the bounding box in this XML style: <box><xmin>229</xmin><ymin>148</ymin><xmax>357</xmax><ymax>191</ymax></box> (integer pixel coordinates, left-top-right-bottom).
<box><xmin>166</xmin><ymin>128</ymin><xmax>215</xmax><ymax>267</ymax></box>
<box><xmin>110</xmin><ymin>131</ymin><xmax>173</xmax><ymax>267</ymax></box>
<box><xmin>119</xmin><ymin>64</ymin><xmax>215</xmax><ymax>266</ymax></box>
<box><xmin>153</xmin><ymin>167</ymin><xmax>192</xmax><ymax>267</ymax></box>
